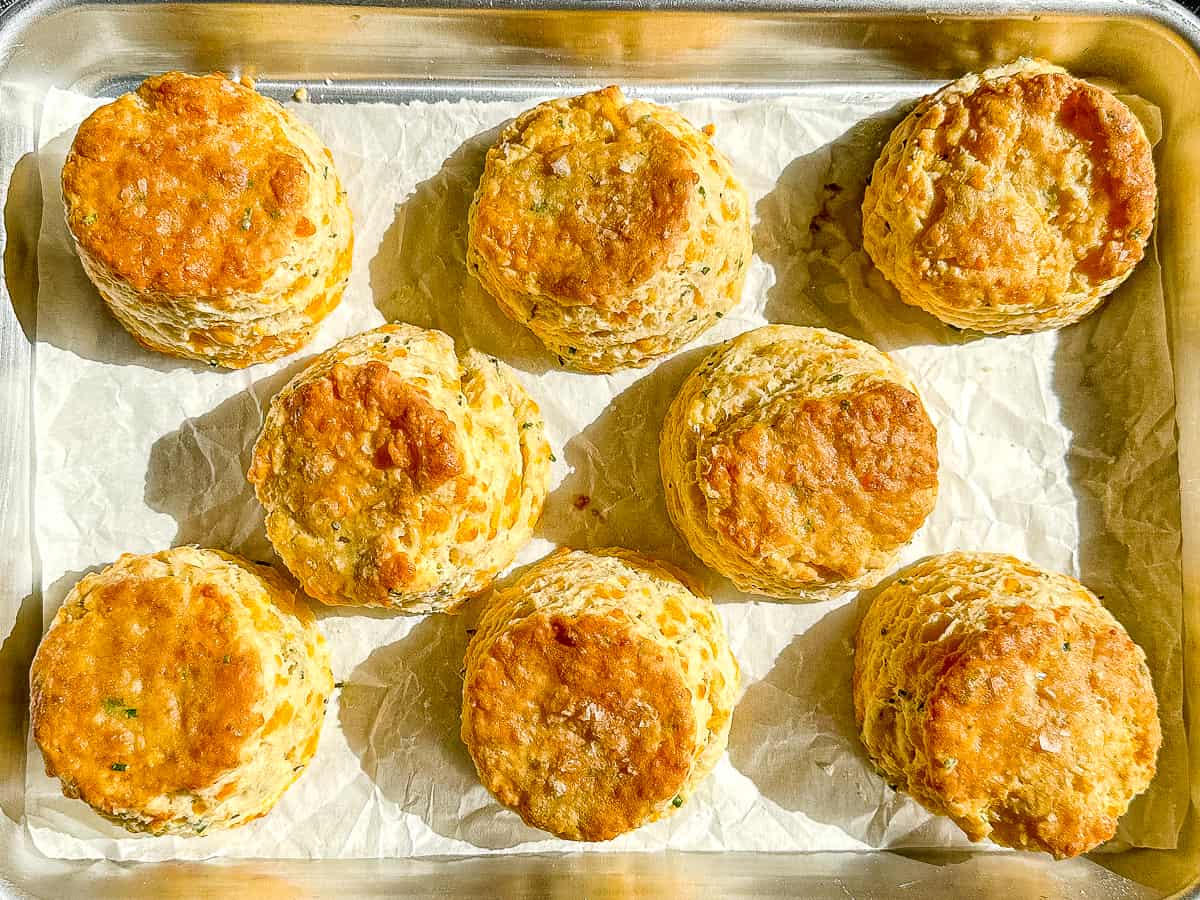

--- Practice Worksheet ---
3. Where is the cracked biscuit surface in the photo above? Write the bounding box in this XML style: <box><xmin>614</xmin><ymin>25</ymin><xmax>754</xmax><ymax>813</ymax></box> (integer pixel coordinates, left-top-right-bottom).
<box><xmin>29</xmin><ymin>547</ymin><xmax>332</xmax><ymax>835</ymax></box>
<box><xmin>467</xmin><ymin>85</ymin><xmax>752</xmax><ymax>373</ymax></box>
<box><xmin>661</xmin><ymin>325</ymin><xmax>938</xmax><ymax>600</ymax></box>
<box><xmin>862</xmin><ymin>58</ymin><xmax>1155</xmax><ymax>334</ymax></box>
<box><xmin>62</xmin><ymin>71</ymin><xmax>353</xmax><ymax>367</ymax></box>
<box><xmin>853</xmin><ymin>551</ymin><xmax>1161</xmax><ymax>858</ymax></box>
<box><xmin>249</xmin><ymin>324</ymin><xmax>551</xmax><ymax>611</ymax></box>
<box><xmin>461</xmin><ymin>548</ymin><xmax>740</xmax><ymax>841</ymax></box>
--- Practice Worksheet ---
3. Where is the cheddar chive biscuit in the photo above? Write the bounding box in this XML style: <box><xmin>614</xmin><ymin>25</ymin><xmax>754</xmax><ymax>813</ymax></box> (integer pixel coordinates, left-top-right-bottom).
<box><xmin>62</xmin><ymin>71</ymin><xmax>353</xmax><ymax>367</ymax></box>
<box><xmin>467</xmin><ymin>86</ymin><xmax>751</xmax><ymax>372</ymax></box>
<box><xmin>462</xmin><ymin>548</ymin><xmax>740</xmax><ymax>840</ymax></box>
<box><xmin>30</xmin><ymin>547</ymin><xmax>332</xmax><ymax>835</ymax></box>
<box><xmin>854</xmin><ymin>551</ymin><xmax>1161</xmax><ymax>858</ymax></box>
<box><xmin>862</xmin><ymin>58</ymin><xmax>1155</xmax><ymax>334</ymax></box>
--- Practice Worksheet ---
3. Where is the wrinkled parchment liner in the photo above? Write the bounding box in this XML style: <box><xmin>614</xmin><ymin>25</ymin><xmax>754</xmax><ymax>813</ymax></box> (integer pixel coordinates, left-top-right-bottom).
<box><xmin>24</xmin><ymin>87</ymin><xmax>1182</xmax><ymax>860</ymax></box>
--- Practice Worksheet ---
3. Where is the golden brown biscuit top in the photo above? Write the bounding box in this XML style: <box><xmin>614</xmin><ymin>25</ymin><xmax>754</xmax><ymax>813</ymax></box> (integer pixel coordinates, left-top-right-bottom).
<box><xmin>471</xmin><ymin>86</ymin><xmax>698</xmax><ymax>307</ymax></box>
<box><xmin>30</xmin><ymin>571</ymin><xmax>263</xmax><ymax>814</ymax></box>
<box><xmin>906</xmin><ymin>67</ymin><xmax>1154</xmax><ymax>304</ymax></box>
<box><xmin>249</xmin><ymin>359</ymin><xmax>465</xmax><ymax>601</ymax></box>
<box><xmin>62</xmin><ymin>72</ymin><xmax>320</xmax><ymax>297</ymax></box>
<box><xmin>465</xmin><ymin>609</ymin><xmax>695</xmax><ymax>841</ymax></box>
<box><xmin>701</xmin><ymin>383</ymin><xmax>938</xmax><ymax>581</ymax></box>
<box><xmin>923</xmin><ymin>603</ymin><xmax>1161</xmax><ymax>859</ymax></box>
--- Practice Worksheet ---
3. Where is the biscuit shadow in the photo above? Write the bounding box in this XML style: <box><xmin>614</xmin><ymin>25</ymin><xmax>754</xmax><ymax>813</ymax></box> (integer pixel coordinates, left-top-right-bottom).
<box><xmin>1050</xmin><ymin>254</ymin><xmax>1187</xmax><ymax>849</ymax></box>
<box><xmin>368</xmin><ymin>124</ymin><xmax>558</xmax><ymax>376</ymax></box>
<box><xmin>28</xmin><ymin>128</ymin><xmax>228</xmax><ymax>375</ymax></box>
<box><xmin>754</xmin><ymin>100</ymin><xmax>983</xmax><ymax>352</ymax></box>
<box><xmin>5</xmin><ymin>151</ymin><xmax>41</xmax><ymax>343</ymax></box>
<box><xmin>536</xmin><ymin>344</ymin><xmax>746</xmax><ymax>603</ymax></box>
<box><xmin>0</xmin><ymin>589</ymin><xmax>38</xmax><ymax>822</ymax></box>
<box><xmin>726</xmin><ymin>594</ymin><xmax>940</xmax><ymax>848</ymax></box>
<box><xmin>338</xmin><ymin>612</ymin><xmax>546</xmax><ymax>850</ymax></box>
<box><xmin>142</xmin><ymin>358</ymin><xmax>312</xmax><ymax>563</ymax></box>
<box><xmin>6</xmin><ymin>565</ymin><xmax>110</xmax><ymax>821</ymax></box>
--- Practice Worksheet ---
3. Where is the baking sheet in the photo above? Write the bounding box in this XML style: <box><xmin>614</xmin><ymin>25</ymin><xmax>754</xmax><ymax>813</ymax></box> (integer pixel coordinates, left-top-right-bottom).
<box><xmin>23</xmin><ymin>85</ymin><xmax>1185</xmax><ymax>860</ymax></box>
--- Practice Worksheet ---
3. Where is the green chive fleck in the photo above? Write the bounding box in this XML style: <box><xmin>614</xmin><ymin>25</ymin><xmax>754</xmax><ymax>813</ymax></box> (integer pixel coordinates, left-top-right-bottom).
<box><xmin>943</xmin><ymin>757</ymin><xmax>957</xmax><ymax>770</ymax></box>
<box><xmin>521</xmin><ymin>422</ymin><xmax>534</xmax><ymax>430</ymax></box>
<box><xmin>549</xmin><ymin>452</ymin><xmax>558</xmax><ymax>462</ymax></box>
<box><xmin>1063</xmin><ymin>641</ymin><xmax>1071</xmax><ymax>651</ymax></box>
<box><xmin>111</xmin><ymin>763</ymin><xmax>127</xmax><ymax>772</ymax></box>
<box><xmin>125</xmin><ymin>708</ymin><xmax>138</xmax><ymax>718</ymax></box>
<box><xmin>715</xmin><ymin>311</ymin><xmax>723</xmax><ymax>318</ymax></box>
<box><xmin>700</xmin><ymin>266</ymin><xmax>710</xmax><ymax>275</ymax></box>
<box><xmin>240</xmin><ymin>208</ymin><xmax>252</xmax><ymax>231</ymax></box>
<box><xmin>698</xmin><ymin>186</ymin><xmax>706</xmax><ymax>198</ymax></box>
<box><xmin>672</xmin><ymin>796</ymin><xmax>683</xmax><ymax>808</ymax></box>
<box><xmin>82</xmin><ymin>213</ymin><xmax>98</xmax><ymax>226</ymax></box>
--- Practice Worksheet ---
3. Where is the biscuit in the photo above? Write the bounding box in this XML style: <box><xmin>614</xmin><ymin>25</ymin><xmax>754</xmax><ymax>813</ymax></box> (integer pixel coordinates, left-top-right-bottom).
<box><xmin>62</xmin><ymin>72</ymin><xmax>353</xmax><ymax>368</ymax></box>
<box><xmin>661</xmin><ymin>325</ymin><xmax>938</xmax><ymax>600</ymax></box>
<box><xmin>461</xmin><ymin>548</ymin><xmax>740</xmax><ymax>841</ymax></box>
<box><xmin>853</xmin><ymin>551</ymin><xmax>1161</xmax><ymax>858</ymax></box>
<box><xmin>249</xmin><ymin>323</ymin><xmax>551</xmax><ymax>611</ymax></box>
<box><xmin>862</xmin><ymin>58</ymin><xmax>1156</xmax><ymax>334</ymax></box>
<box><xmin>29</xmin><ymin>547</ymin><xmax>332</xmax><ymax>835</ymax></box>
<box><xmin>467</xmin><ymin>85</ymin><xmax>751</xmax><ymax>373</ymax></box>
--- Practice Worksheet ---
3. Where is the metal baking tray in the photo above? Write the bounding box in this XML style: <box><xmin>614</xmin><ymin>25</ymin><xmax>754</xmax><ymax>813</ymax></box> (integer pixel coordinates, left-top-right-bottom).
<box><xmin>2</xmin><ymin>0</ymin><xmax>1200</xmax><ymax>896</ymax></box>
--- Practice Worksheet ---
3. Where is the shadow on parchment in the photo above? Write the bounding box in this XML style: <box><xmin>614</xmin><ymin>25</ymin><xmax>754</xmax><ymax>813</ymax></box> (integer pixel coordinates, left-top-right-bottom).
<box><xmin>727</xmin><ymin>572</ymin><xmax>967</xmax><ymax>850</ymax></box>
<box><xmin>338</xmin><ymin>610</ymin><xmax>545</xmax><ymax>850</ymax></box>
<box><xmin>141</xmin><ymin>359</ymin><xmax>312</xmax><ymax>562</ymax></box>
<box><xmin>535</xmin><ymin>344</ymin><xmax>756</xmax><ymax>604</ymax></box>
<box><xmin>368</xmin><ymin>123</ymin><xmax>558</xmax><ymax>377</ymax></box>
<box><xmin>753</xmin><ymin>98</ymin><xmax>985</xmax><ymax>353</ymax></box>
<box><xmin>4</xmin><ymin>150</ymin><xmax>40</xmax><ymax>344</ymax></box>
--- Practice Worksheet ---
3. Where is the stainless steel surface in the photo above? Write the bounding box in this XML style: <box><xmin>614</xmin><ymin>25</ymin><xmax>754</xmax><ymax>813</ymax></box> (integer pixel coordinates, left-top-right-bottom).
<box><xmin>2</xmin><ymin>1</ymin><xmax>1200</xmax><ymax>897</ymax></box>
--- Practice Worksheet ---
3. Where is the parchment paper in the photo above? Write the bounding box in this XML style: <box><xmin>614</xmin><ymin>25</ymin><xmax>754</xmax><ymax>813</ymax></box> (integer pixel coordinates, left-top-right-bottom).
<box><xmin>25</xmin><ymin>85</ymin><xmax>1185</xmax><ymax>861</ymax></box>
